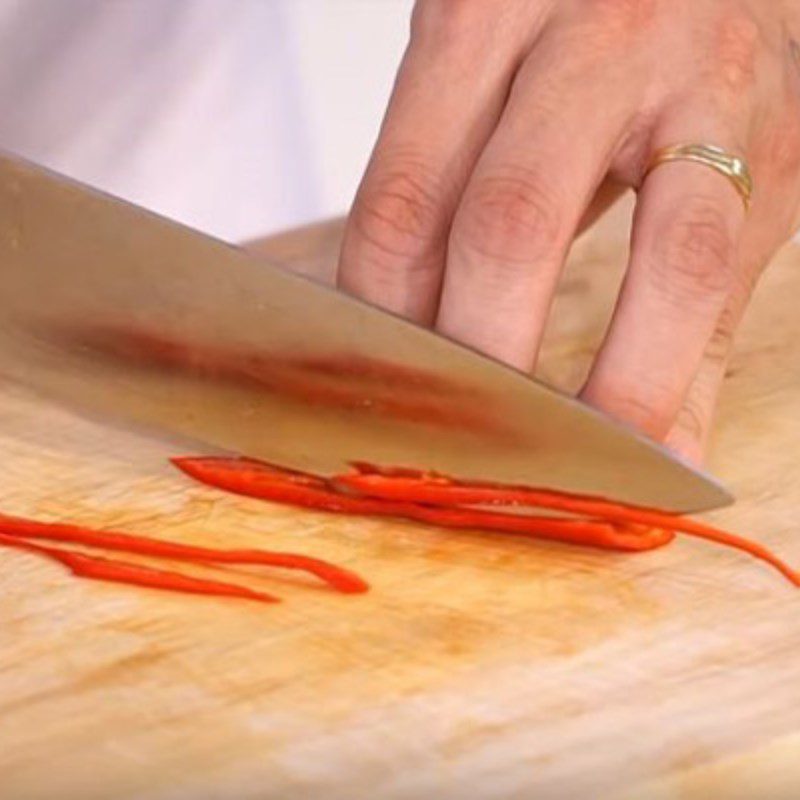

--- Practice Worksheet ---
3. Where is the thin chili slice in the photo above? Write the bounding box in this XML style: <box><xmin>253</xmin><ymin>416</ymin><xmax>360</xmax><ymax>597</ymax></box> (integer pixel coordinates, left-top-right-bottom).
<box><xmin>336</xmin><ymin>473</ymin><xmax>800</xmax><ymax>587</ymax></box>
<box><xmin>0</xmin><ymin>533</ymin><xmax>280</xmax><ymax>604</ymax></box>
<box><xmin>171</xmin><ymin>457</ymin><xmax>674</xmax><ymax>552</ymax></box>
<box><xmin>173</xmin><ymin>456</ymin><xmax>798</xmax><ymax>587</ymax></box>
<box><xmin>0</xmin><ymin>512</ymin><xmax>368</xmax><ymax>595</ymax></box>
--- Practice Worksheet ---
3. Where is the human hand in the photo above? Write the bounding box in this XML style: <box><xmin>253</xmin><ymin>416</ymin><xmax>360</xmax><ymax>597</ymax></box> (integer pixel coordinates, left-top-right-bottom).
<box><xmin>337</xmin><ymin>0</ymin><xmax>800</xmax><ymax>463</ymax></box>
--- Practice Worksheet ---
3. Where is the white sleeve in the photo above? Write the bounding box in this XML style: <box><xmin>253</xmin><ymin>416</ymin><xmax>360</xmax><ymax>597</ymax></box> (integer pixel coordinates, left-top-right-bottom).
<box><xmin>0</xmin><ymin>0</ymin><xmax>313</xmax><ymax>241</ymax></box>
<box><xmin>0</xmin><ymin>0</ymin><xmax>411</xmax><ymax>241</ymax></box>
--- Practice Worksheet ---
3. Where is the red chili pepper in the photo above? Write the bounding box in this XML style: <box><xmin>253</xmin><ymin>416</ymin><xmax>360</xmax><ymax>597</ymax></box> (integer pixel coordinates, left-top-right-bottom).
<box><xmin>335</xmin><ymin>473</ymin><xmax>800</xmax><ymax>587</ymax></box>
<box><xmin>0</xmin><ymin>533</ymin><xmax>280</xmax><ymax>604</ymax></box>
<box><xmin>172</xmin><ymin>457</ymin><xmax>674</xmax><ymax>552</ymax></box>
<box><xmin>0</xmin><ymin>512</ymin><xmax>368</xmax><ymax>595</ymax></box>
<box><xmin>173</xmin><ymin>456</ymin><xmax>799</xmax><ymax>587</ymax></box>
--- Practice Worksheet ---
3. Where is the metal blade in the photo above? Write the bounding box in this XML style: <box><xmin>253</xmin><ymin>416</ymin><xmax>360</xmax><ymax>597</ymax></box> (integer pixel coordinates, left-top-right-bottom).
<box><xmin>0</xmin><ymin>153</ymin><xmax>731</xmax><ymax>512</ymax></box>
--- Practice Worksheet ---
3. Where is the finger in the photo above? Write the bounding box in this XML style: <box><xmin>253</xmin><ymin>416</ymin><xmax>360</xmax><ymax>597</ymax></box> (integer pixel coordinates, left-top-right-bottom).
<box><xmin>663</xmin><ymin>103</ymin><xmax>800</xmax><ymax>464</ymax></box>
<box><xmin>582</xmin><ymin>130</ymin><xmax>748</xmax><ymax>440</ymax></box>
<box><xmin>337</xmin><ymin>4</ymin><xmax>542</xmax><ymax>324</ymax></box>
<box><xmin>664</xmin><ymin>302</ymin><xmax>740</xmax><ymax>465</ymax></box>
<box><xmin>662</xmin><ymin>69</ymin><xmax>800</xmax><ymax>461</ymax></box>
<box><xmin>436</xmin><ymin>40</ymin><xmax>638</xmax><ymax>370</ymax></box>
<box><xmin>665</xmin><ymin>233</ymin><xmax>764</xmax><ymax>463</ymax></box>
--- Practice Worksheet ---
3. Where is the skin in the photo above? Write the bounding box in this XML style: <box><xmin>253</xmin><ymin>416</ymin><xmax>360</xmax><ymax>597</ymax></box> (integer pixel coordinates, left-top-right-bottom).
<box><xmin>336</xmin><ymin>0</ymin><xmax>800</xmax><ymax>464</ymax></box>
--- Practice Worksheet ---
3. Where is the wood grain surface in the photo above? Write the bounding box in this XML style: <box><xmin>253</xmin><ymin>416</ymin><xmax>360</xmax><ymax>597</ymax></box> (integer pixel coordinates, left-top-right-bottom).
<box><xmin>1</xmin><ymin>198</ymin><xmax>798</xmax><ymax>800</ymax></box>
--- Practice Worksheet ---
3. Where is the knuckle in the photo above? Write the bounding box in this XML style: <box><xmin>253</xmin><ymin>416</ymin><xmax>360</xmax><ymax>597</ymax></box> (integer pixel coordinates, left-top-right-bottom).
<box><xmin>352</xmin><ymin>158</ymin><xmax>448</xmax><ymax>262</ymax></box>
<box><xmin>455</xmin><ymin>167</ymin><xmax>565</xmax><ymax>264</ymax></box>
<box><xmin>673</xmin><ymin>399</ymin><xmax>707</xmax><ymax>446</ymax></box>
<box><xmin>704</xmin><ymin>317</ymin><xmax>735</xmax><ymax>366</ymax></box>
<box><xmin>650</xmin><ymin>199</ymin><xmax>737</xmax><ymax>301</ymax></box>
<box><xmin>715</xmin><ymin>13</ymin><xmax>761</xmax><ymax>93</ymax></box>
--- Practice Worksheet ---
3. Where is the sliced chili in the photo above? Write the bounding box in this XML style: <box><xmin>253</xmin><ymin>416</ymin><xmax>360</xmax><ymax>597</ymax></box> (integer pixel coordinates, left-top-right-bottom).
<box><xmin>0</xmin><ymin>533</ymin><xmax>280</xmax><ymax>604</ymax></box>
<box><xmin>171</xmin><ymin>457</ymin><xmax>673</xmax><ymax>551</ymax></box>
<box><xmin>173</xmin><ymin>456</ymin><xmax>799</xmax><ymax>587</ymax></box>
<box><xmin>0</xmin><ymin>512</ymin><xmax>368</xmax><ymax>595</ymax></box>
<box><xmin>336</xmin><ymin>473</ymin><xmax>800</xmax><ymax>586</ymax></box>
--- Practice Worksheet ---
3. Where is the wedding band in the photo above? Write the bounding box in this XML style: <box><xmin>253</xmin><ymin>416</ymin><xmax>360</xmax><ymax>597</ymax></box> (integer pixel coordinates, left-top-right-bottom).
<box><xmin>645</xmin><ymin>143</ymin><xmax>753</xmax><ymax>211</ymax></box>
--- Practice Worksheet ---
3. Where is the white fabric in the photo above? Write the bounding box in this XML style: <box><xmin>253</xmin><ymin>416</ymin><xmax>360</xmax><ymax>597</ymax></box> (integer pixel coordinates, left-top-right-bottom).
<box><xmin>0</xmin><ymin>0</ymin><xmax>412</xmax><ymax>241</ymax></box>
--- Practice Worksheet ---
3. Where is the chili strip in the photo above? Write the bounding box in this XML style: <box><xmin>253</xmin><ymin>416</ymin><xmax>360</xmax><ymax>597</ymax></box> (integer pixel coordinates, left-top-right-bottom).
<box><xmin>336</xmin><ymin>473</ymin><xmax>800</xmax><ymax>586</ymax></box>
<box><xmin>0</xmin><ymin>533</ymin><xmax>279</xmax><ymax>603</ymax></box>
<box><xmin>172</xmin><ymin>457</ymin><xmax>674</xmax><ymax>552</ymax></box>
<box><xmin>0</xmin><ymin>512</ymin><xmax>367</xmax><ymax>594</ymax></box>
<box><xmin>173</xmin><ymin>456</ymin><xmax>798</xmax><ymax>587</ymax></box>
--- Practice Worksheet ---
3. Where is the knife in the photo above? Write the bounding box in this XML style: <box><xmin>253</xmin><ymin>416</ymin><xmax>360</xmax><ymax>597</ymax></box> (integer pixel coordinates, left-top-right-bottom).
<box><xmin>0</xmin><ymin>152</ymin><xmax>731</xmax><ymax>512</ymax></box>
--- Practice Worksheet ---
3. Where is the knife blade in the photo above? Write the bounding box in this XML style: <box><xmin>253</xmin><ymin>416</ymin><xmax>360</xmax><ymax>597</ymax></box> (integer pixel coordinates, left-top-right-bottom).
<box><xmin>0</xmin><ymin>152</ymin><xmax>731</xmax><ymax>512</ymax></box>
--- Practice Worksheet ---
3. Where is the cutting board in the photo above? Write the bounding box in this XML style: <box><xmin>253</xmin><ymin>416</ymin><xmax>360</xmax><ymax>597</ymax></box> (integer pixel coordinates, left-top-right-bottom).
<box><xmin>1</xmin><ymin>198</ymin><xmax>798</xmax><ymax>800</ymax></box>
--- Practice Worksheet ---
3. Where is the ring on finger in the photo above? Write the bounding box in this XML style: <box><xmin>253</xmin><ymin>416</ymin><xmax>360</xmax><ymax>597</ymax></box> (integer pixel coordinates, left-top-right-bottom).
<box><xmin>645</xmin><ymin>143</ymin><xmax>753</xmax><ymax>211</ymax></box>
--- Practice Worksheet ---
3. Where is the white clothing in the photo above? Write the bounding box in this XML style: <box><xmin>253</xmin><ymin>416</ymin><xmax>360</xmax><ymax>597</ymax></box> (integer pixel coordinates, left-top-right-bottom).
<box><xmin>0</xmin><ymin>0</ymin><xmax>412</xmax><ymax>241</ymax></box>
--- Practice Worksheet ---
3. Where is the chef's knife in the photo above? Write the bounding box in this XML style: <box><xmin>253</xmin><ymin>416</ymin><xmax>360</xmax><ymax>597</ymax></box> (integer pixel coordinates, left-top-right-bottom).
<box><xmin>0</xmin><ymin>153</ymin><xmax>731</xmax><ymax>511</ymax></box>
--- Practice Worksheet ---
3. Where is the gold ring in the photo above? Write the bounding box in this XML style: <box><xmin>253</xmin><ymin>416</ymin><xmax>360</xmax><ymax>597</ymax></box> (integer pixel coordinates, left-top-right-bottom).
<box><xmin>645</xmin><ymin>143</ymin><xmax>753</xmax><ymax>211</ymax></box>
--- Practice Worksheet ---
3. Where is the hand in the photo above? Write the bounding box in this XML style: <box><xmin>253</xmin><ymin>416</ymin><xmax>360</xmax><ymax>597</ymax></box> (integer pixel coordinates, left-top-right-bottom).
<box><xmin>337</xmin><ymin>0</ymin><xmax>800</xmax><ymax>463</ymax></box>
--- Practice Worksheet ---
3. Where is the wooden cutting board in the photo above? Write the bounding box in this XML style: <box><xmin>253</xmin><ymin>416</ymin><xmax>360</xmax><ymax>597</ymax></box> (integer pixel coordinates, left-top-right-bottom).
<box><xmin>1</xmin><ymin>199</ymin><xmax>798</xmax><ymax>800</ymax></box>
